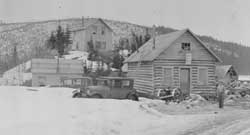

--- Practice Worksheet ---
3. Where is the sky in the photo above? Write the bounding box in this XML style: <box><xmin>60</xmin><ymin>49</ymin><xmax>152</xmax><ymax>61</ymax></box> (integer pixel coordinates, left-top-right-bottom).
<box><xmin>0</xmin><ymin>0</ymin><xmax>250</xmax><ymax>46</ymax></box>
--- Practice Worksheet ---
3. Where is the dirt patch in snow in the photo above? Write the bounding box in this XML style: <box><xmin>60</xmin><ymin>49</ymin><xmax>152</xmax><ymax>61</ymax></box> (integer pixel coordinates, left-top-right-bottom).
<box><xmin>149</xmin><ymin>94</ymin><xmax>250</xmax><ymax>115</ymax></box>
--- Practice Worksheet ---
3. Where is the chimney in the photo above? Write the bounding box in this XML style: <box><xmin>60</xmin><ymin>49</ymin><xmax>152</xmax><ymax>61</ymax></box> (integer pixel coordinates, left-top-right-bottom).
<box><xmin>152</xmin><ymin>25</ymin><xmax>156</xmax><ymax>49</ymax></box>
<box><xmin>82</xmin><ymin>16</ymin><xmax>84</xmax><ymax>27</ymax></box>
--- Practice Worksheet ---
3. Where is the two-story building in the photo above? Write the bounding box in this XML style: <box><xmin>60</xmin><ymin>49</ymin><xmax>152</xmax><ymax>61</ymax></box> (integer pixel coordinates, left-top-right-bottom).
<box><xmin>71</xmin><ymin>18</ymin><xmax>113</xmax><ymax>52</ymax></box>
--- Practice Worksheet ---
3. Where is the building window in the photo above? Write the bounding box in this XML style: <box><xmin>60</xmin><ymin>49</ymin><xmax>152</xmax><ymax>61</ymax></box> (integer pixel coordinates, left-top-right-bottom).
<box><xmin>181</xmin><ymin>43</ymin><xmax>191</xmax><ymax>51</ymax></box>
<box><xmin>198</xmin><ymin>68</ymin><xmax>208</xmax><ymax>85</ymax></box>
<box><xmin>92</xmin><ymin>25</ymin><xmax>97</xmax><ymax>34</ymax></box>
<box><xmin>101</xmin><ymin>27</ymin><xmax>105</xmax><ymax>35</ymax></box>
<box><xmin>95</xmin><ymin>41</ymin><xmax>102</xmax><ymax>49</ymax></box>
<box><xmin>95</xmin><ymin>41</ymin><xmax>106</xmax><ymax>49</ymax></box>
<box><xmin>162</xmin><ymin>68</ymin><xmax>172</xmax><ymax>86</ymax></box>
<box><xmin>101</xmin><ymin>42</ymin><xmax>106</xmax><ymax>49</ymax></box>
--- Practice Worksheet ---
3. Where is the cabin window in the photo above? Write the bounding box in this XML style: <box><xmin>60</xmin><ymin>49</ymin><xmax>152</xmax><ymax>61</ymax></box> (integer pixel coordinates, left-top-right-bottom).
<box><xmin>198</xmin><ymin>68</ymin><xmax>208</xmax><ymax>85</ymax></box>
<box><xmin>181</xmin><ymin>43</ymin><xmax>191</xmax><ymax>51</ymax></box>
<box><xmin>101</xmin><ymin>27</ymin><xmax>105</xmax><ymax>35</ymax></box>
<box><xmin>162</xmin><ymin>68</ymin><xmax>172</xmax><ymax>86</ymax></box>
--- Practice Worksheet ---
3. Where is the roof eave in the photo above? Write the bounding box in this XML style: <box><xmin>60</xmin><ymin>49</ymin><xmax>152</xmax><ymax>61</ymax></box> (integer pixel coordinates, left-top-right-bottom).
<box><xmin>187</xmin><ymin>29</ymin><xmax>222</xmax><ymax>63</ymax></box>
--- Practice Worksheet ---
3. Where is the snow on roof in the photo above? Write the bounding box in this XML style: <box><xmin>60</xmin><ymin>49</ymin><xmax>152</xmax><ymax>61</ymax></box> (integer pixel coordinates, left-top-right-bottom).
<box><xmin>125</xmin><ymin>29</ymin><xmax>221</xmax><ymax>63</ymax></box>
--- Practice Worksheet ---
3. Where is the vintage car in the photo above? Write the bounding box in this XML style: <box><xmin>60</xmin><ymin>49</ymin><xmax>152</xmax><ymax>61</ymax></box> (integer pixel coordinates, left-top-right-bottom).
<box><xmin>76</xmin><ymin>77</ymin><xmax>139</xmax><ymax>101</ymax></box>
<box><xmin>61</xmin><ymin>77</ymin><xmax>93</xmax><ymax>98</ymax></box>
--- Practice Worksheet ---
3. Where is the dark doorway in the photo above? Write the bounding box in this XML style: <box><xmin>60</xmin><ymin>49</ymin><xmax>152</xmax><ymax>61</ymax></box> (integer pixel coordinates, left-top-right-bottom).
<box><xmin>180</xmin><ymin>68</ymin><xmax>190</xmax><ymax>96</ymax></box>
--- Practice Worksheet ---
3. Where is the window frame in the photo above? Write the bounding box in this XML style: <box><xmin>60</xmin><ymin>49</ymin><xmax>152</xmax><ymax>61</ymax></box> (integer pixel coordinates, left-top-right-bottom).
<box><xmin>92</xmin><ymin>25</ymin><xmax>98</xmax><ymax>34</ymax></box>
<box><xmin>162</xmin><ymin>67</ymin><xmax>173</xmax><ymax>87</ymax></box>
<box><xmin>198</xmin><ymin>67</ymin><xmax>208</xmax><ymax>85</ymax></box>
<box><xmin>101</xmin><ymin>26</ymin><xmax>105</xmax><ymax>35</ymax></box>
<box><xmin>181</xmin><ymin>42</ymin><xmax>191</xmax><ymax>51</ymax></box>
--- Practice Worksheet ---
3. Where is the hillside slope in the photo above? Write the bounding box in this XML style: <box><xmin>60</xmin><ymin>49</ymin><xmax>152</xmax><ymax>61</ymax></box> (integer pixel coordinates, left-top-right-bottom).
<box><xmin>0</xmin><ymin>18</ymin><xmax>250</xmax><ymax>75</ymax></box>
<box><xmin>0</xmin><ymin>18</ymin><xmax>148</xmax><ymax>71</ymax></box>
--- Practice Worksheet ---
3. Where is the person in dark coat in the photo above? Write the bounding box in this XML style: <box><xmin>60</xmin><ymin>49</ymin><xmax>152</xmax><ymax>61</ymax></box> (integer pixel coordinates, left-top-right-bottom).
<box><xmin>217</xmin><ymin>81</ymin><xmax>225</xmax><ymax>108</ymax></box>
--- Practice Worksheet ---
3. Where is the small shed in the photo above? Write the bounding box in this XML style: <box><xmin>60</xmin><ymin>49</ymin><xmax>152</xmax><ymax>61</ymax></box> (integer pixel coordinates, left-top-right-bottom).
<box><xmin>125</xmin><ymin>29</ymin><xmax>221</xmax><ymax>97</ymax></box>
<box><xmin>215</xmin><ymin>65</ymin><xmax>238</xmax><ymax>84</ymax></box>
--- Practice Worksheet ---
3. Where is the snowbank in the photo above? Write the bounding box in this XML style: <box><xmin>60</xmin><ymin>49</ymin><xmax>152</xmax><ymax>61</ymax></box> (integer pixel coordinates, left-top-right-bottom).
<box><xmin>0</xmin><ymin>86</ymin><xmax>199</xmax><ymax>135</ymax></box>
<box><xmin>0</xmin><ymin>86</ymin><xmax>249</xmax><ymax>135</ymax></box>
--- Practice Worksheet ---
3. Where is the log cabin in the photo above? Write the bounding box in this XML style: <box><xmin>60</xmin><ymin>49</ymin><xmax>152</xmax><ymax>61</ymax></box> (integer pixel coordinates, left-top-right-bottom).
<box><xmin>125</xmin><ymin>29</ymin><xmax>221</xmax><ymax>97</ymax></box>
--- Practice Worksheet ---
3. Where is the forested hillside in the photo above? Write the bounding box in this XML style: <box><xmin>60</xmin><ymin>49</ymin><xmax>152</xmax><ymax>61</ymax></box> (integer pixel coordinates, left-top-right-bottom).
<box><xmin>0</xmin><ymin>18</ymin><xmax>148</xmax><ymax>71</ymax></box>
<box><xmin>0</xmin><ymin>18</ymin><xmax>250</xmax><ymax>75</ymax></box>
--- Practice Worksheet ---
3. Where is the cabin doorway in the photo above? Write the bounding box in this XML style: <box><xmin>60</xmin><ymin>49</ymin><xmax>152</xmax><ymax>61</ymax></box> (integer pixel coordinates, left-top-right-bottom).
<box><xmin>180</xmin><ymin>68</ymin><xmax>190</xmax><ymax>96</ymax></box>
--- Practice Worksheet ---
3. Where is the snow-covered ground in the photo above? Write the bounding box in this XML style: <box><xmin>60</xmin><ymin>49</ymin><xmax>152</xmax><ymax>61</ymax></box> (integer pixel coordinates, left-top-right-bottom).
<box><xmin>0</xmin><ymin>86</ymin><xmax>250</xmax><ymax>135</ymax></box>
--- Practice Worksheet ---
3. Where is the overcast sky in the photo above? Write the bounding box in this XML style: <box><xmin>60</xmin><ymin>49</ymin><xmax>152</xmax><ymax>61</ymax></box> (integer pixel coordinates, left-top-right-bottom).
<box><xmin>1</xmin><ymin>0</ymin><xmax>250</xmax><ymax>46</ymax></box>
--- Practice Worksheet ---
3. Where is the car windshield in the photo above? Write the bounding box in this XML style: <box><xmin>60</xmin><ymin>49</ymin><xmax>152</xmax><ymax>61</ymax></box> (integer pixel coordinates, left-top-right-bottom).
<box><xmin>73</xmin><ymin>79</ymin><xmax>82</xmax><ymax>85</ymax></box>
<box><xmin>97</xmin><ymin>80</ymin><xmax>108</xmax><ymax>86</ymax></box>
<box><xmin>111</xmin><ymin>80</ymin><xmax>131</xmax><ymax>88</ymax></box>
<box><xmin>63</xmin><ymin>79</ymin><xmax>72</xmax><ymax>85</ymax></box>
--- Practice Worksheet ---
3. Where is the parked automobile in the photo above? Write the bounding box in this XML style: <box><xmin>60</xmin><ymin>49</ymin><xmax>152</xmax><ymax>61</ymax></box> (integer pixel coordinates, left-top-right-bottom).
<box><xmin>61</xmin><ymin>77</ymin><xmax>93</xmax><ymax>98</ymax></box>
<box><xmin>76</xmin><ymin>77</ymin><xmax>139</xmax><ymax>101</ymax></box>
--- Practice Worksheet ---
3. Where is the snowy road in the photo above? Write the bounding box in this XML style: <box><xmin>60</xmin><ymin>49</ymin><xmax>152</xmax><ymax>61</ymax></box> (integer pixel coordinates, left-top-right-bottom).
<box><xmin>0</xmin><ymin>86</ymin><xmax>249</xmax><ymax>135</ymax></box>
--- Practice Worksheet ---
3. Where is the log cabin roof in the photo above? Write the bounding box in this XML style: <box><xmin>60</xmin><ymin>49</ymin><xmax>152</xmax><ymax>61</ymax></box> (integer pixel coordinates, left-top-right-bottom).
<box><xmin>216</xmin><ymin>65</ymin><xmax>237</xmax><ymax>79</ymax></box>
<box><xmin>125</xmin><ymin>29</ymin><xmax>221</xmax><ymax>63</ymax></box>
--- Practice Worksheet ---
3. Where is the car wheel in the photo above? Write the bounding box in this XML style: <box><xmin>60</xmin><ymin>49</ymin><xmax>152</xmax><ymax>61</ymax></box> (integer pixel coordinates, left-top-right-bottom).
<box><xmin>90</xmin><ymin>94</ymin><xmax>102</xmax><ymax>99</ymax></box>
<box><xmin>72</xmin><ymin>93</ymin><xmax>81</xmax><ymax>98</ymax></box>
<box><xmin>240</xmin><ymin>91</ymin><xmax>247</xmax><ymax>97</ymax></box>
<box><xmin>128</xmin><ymin>94</ymin><xmax>139</xmax><ymax>101</ymax></box>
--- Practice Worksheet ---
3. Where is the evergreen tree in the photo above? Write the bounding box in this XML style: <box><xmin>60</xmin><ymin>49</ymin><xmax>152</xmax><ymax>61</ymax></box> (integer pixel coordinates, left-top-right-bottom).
<box><xmin>144</xmin><ymin>33</ymin><xmax>151</xmax><ymax>43</ymax></box>
<box><xmin>131</xmin><ymin>42</ymin><xmax>137</xmax><ymax>53</ymax></box>
<box><xmin>112</xmin><ymin>53</ymin><xmax>124</xmax><ymax>70</ymax></box>
<box><xmin>64</xmin><ymin>26</ymin><xmax>73</xmax><ymax>48</ymax></box>
<box><xmin>87</xmin><ymin>38</ymin><xmax>98</xmax><ymax>61</ymax></box>
<box><xmin>138</xmin><ymin>35</ymin><xmax>143</xmax><ymax>48</ymax></box>
<box><xmin>47</xmin><ymin>25</ymin><xmax>72</xmax><ymax>57</ymax></box>
<box><xmin>12</xmin><ymin>44</ymin><xmax>18</xmax><ymax>67</ymax></box>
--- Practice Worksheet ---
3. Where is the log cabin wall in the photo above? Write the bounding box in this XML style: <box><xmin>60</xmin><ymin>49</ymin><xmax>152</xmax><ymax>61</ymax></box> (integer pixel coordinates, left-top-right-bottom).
<box><xmin>127</xmin><ymin>61</ymin><xmax>154</xmax><ymax>95</ymax></box>
<box><xmin>153</xmin><ymin>60</ymin><xmax>217</xmax><ymax>96</ymax></box>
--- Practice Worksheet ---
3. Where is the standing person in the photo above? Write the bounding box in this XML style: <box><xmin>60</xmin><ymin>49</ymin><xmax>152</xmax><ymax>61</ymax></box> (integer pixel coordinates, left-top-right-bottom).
<box><xmin>217</xmin><ymin>81</ymin><xmax>225</xmax><ymax>108</ymax></box>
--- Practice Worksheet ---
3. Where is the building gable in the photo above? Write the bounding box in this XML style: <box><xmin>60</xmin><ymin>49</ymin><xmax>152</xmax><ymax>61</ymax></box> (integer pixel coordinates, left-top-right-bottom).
<box><xmin>71</xmin><ymin>18</ymin><xmax>113</xmax><ymax>52</ymax></box>
<box><xmin>157</xmin><ymin>31</ymin><xmax>218</xmax><ymax>61</ymax></box>
<box><xmin>125</xmin><ymin>29</ymin><xmax>221</xmax><ymax>63</ymax></box>
<box><xmin>85</xmin><ymin>19</ymin><xmax>113</xmax><ymax>34</ymax></box>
